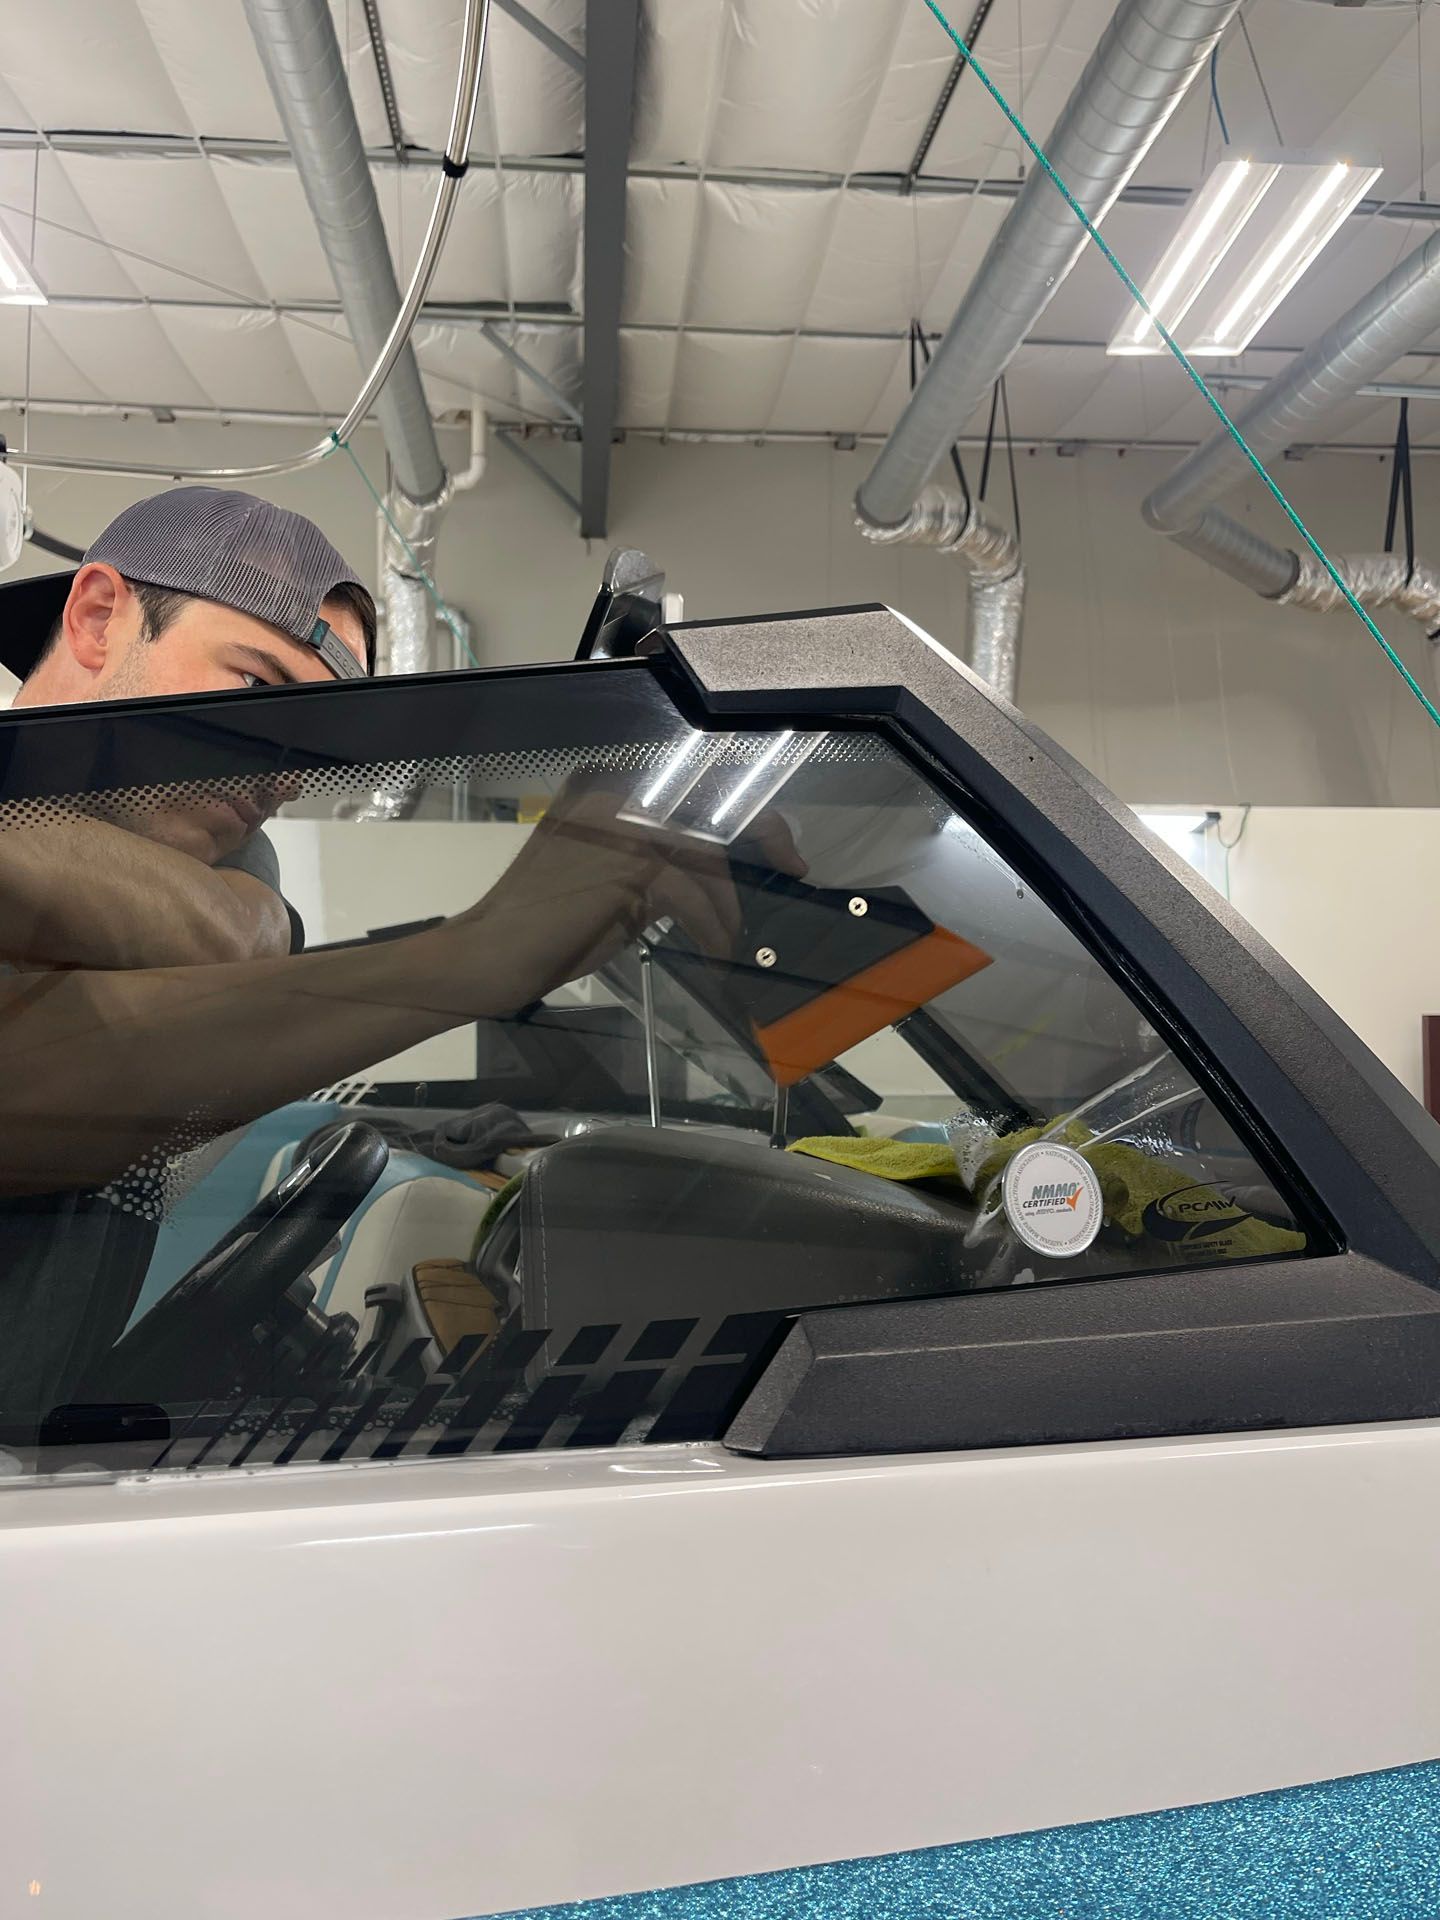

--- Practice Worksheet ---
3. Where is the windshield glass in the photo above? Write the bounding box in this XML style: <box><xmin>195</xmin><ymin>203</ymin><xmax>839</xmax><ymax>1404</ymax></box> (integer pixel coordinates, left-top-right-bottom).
<box><xmin>0</xmin><ymin>664</ymin><xmax>1316</xmax><ymax>1471</ymax></box>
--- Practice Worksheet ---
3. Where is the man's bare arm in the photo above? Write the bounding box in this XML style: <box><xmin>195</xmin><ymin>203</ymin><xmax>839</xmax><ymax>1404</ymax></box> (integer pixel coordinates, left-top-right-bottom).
<box><xmin>0</xmin><ymin>818</ymin><xmax>292</xmax><ymax>969</ymax></box>
<box><xmin>0</xmin><ymin>788</ymin><xmax>752</xmax><ymax>1195</ymax></box>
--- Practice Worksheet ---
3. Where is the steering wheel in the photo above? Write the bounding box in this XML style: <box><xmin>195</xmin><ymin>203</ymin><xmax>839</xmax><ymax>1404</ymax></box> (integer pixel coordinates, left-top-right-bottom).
<box><xmin>103</xmin><ymin>1121</ymin><xmax>390</xmax><ymax>1403</ymax></box>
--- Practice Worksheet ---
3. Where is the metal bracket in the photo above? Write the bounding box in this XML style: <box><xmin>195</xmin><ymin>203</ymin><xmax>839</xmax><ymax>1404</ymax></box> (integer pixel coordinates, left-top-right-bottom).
<box><xmin>574</xmin><ymin>547</ymin><xmax>670</xmax><ymax>659</ymax></box>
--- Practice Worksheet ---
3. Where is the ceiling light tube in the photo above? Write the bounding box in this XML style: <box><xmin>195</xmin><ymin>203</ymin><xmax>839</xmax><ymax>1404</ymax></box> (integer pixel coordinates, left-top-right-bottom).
<box><xmin>1190</xmin><ymin>160</ymin><xmax>1381</xmax><ymax>356</ymax></box>
<box><xmin>1109</xmin><ymin>159</ymin><xmax>1279</xmax><ymax>355</ymax></box>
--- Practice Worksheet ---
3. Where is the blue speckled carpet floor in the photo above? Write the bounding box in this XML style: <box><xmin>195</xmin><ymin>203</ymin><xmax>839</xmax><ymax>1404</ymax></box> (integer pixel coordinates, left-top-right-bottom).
<box><xmin>487</xmin><ymin>1758</ymin><xmax>1440</xmax><ymax>1920</ymax></box>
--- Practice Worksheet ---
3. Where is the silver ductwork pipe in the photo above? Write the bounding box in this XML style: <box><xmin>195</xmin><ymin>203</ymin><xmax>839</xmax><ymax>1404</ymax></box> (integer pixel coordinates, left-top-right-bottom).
<box><xmin>1170</xmin><ymin>508</ymin><xmax>1299</xmax><ymax>598</ymax></box>
<box><xmin>856</xmin><ymin>0</ymin><xmax>1243</xmax><ymax>695</ymax></box>
<box><xmin>857</xmin><ymin>487</ymin><xmax>1026</xmax><ymax>701</ymax></box>
<box><xmin>856</xmin><ymin>0</ymin><xmax>1246</xmax><ymax>532</ymax></box>
<box><xmin>245</xmin><ymin>0</ymin><xmax>453</xmax><ymax>674</ymax></box>
<box><xmin>1142</xmin><ymin>231</ymin><xmax>1440</xmax><ymax>673</ymax></box>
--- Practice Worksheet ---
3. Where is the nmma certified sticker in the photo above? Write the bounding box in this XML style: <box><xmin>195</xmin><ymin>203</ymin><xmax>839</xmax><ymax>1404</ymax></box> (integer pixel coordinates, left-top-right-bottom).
<box><xmin>1002</xmin><ymin>1141</ymin><xmax>1104</xmax><ymax>1258</ymax></box>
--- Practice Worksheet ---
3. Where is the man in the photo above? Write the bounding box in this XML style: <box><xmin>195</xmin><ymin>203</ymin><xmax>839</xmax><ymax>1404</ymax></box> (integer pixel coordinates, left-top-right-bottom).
<box><xmin>0</xmin><ymin>485</ymin><xmax>748</xmax><ymax>1417</ymax></box>
<box><xmin>1</xmin><ymin>486</ymin><xmax>374</xmax><ymax>969</ymax></box>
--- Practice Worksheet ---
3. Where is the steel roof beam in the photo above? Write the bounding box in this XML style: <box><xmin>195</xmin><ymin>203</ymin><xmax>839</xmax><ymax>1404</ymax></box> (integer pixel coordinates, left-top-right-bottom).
<box><xmin>579</xmin><ymin>0</ymin><xmax>640</xmax><ymax>538</ymax></box>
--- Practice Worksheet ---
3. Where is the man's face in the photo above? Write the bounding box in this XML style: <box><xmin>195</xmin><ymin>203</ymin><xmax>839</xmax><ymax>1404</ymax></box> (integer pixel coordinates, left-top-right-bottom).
<box><xmin>94</xmin><ymin>577</ymin><xmax>369</xmax><ymax>699</ymax></box>
<box><xmin>35</xmin><ymin>567</ymin><xmax>369</xmax><ymax>864</ymax></box>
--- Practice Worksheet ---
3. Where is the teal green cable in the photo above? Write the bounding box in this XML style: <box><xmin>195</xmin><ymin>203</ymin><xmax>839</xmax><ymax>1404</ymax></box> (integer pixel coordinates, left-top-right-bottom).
<box><xmin>920</xmin><ymin>0</ymin><xmax>1440</xmax><ymax>733</ymax></box>
<box><xmin>334</xmin><ymin>433</ymin><xmax>482</xmax><ymax>669</ymax></box>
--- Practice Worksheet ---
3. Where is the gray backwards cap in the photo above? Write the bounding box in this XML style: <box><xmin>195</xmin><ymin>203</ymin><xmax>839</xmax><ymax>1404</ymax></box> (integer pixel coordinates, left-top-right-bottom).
<box><xmin>0</xmin><ymin>485</ymin><xmax>371</xmax><ymax>683</ymax></box>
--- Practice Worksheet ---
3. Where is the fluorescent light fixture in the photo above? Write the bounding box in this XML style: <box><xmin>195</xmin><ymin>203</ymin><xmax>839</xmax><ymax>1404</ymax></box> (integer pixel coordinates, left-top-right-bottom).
<box><xmin>1109</xmin><ymin>156</ymin><xmax>1379</xmax><ymax>358</ymax></box>
<box><xmin>0</xmin><ymin>226</ymin><xmax>44</xmax><ymax>306</ymax></box>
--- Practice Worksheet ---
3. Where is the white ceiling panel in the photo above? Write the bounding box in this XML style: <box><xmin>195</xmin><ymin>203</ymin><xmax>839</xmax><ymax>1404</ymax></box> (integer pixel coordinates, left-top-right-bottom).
<box><xmin>618</xmin><ymin>328</ymin><xmax>680</xmax><ymax>429</ymax></box>
<box><xmin>210</xmin><ymin>159</ymin><xmax>335</xmax><ymax>305</ymax></box>
<box><xmin>705</xmin><ymin>0</ymin><xmax>915</xmax><ymax>175</ymax></box>
<box><xmin>861</xmin><ymin>352</ymin><xmax>915</xmax><ymax>437</ymax></box>
<box><xmin>478</xmin><ymin>169</ymin><xmax>581</xmax><ymax>310</ymax></box>
<box><xmin>35</xmin><ymin>303</ymin><xmax>216</xmax><ymax>409</ymax></box>
<box><xmin>623</xmin><ymin>178</ymin><xmax>698</xmax><ymax>329</ymax></box>
<box><xmin>0</xmin><ymin>151</ymin><xmax>139</xmax><ymax>301</ymax></box>
<box><xmin>1050</xmin><ymin>352</ymin><xmax>1205</xmax><ymax>443</ymax></box>
<box><xmin>377</xmin><ymin>165</ymin><xmax>511</xmax><ymax>305</ymax></box>
<box><xmin>278</xmin><ymin>312</ymin><xmax>367</xmax><ymax>417</ymax></box>
<box><xmin>668</xmin><ymin>329</ymin><xmax>791</xmax><ymax>431</ymax></box>
<box><xmin>57</xmin><ymin>151</ymin><xmax>268</xmax><ymax>304</ymax></box>
<box><xmin>631</xmin><ymin>0</ymin><xmax>728</xmax><ymax>167</ymax></box>
<box><xmin>0</xmin><ymin>307</ymin><xmax>105</xmax><ymax>404</ymax></box>
<box><xmin>917</xmin><ymin>193</ymin><xmax>1009</xmax><ymax>327</ymax></box>
<box><xmin>380</xmin><ymin>0</ymin><xmax>582</xmax><ymax>158</ymax></box>
<box><xmin>133</xmin><ymin>0</ymin><xmax>284</xmax><ymax>142</ymax></box>
<box><xmin>923</xmin><ymin>0</ymin><xmax>1116</xmax><ymax>180</ymax></box>
<box><xmin>766</xmin><ymin>335</ymin><xmax>899</xmax><ymax>434</ymax></box>
<box><xmin>148</xmin><ymin>306</ymin><xmax>320</xmax><ymax>415</ymax></box>
<box><xmin>685</xmin><ymin>183</ymin><xmax>839</xmax><ymax>331</ymax></box>
<box><xmin>0</xmin><ymin>0</ymin><xmax>191</xmax><ymax>136</ymax></box>
<box><xmin>853</xmin><ymin>4</ymin><xmax>962</xmax><ymax>175</ymax></box>
<box><xmin>807</xmin><ymin>189</ymin><xmax>967</xmax><ymax>332</ymax></box>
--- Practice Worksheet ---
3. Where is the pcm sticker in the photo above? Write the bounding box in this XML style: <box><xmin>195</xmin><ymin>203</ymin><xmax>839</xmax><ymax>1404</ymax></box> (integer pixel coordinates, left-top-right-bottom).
<box><xmin>1002</xmin><ymin>1142</ymin><xmax>1104</xmax><ymax>1258</ymax></box>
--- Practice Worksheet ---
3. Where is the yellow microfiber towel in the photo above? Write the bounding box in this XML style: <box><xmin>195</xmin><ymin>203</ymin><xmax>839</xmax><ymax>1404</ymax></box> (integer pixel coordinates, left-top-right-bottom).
<box><xmin>792</xmin><ymin>1126</ymin><xmax>1304</xmax><ymax>1262</ymax></box>
<box><xmin>788</xmin><ymin>1135</ymin><xmax>966</xmax><ymax>1191</ymax></box>
<box><xmin>972</xmin><ymin>1121</ymin><xmax>1306</xmax><ymax>1262</ymax></box>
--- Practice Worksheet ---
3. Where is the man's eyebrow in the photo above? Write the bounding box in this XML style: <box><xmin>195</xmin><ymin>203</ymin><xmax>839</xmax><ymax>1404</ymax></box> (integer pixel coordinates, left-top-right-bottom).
<box><xmin>233</xmin><ymin>644</ymin><xmax>303</xmax><ymax>686</ymax></box>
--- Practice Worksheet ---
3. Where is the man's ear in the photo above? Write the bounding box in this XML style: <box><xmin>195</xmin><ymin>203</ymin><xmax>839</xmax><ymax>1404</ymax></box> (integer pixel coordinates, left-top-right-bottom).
<box><xmin>62</xmin><ymin>563</ymin><xmax>129</xmax><ymax>674</ymax></box>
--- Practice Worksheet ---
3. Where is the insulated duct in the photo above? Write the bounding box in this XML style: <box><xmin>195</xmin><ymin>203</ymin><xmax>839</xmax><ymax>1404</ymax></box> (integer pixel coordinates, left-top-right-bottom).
<box><xmin>243</xmin><ymin>0</ymin><xmax>452</xmax><ymax>674</ymax></box>
<box><xmin>857</xmin><ymin>487</ymin><xmax>1026</xmax><ymax>701</ymax></box>
<box><xmin>1142</xmin><ymin>230</ymin><xmax>1440</xmax><ymax>658</ymax></box>
<box><xmin>855</xmin><ymin>0</ymin><xmax>1245</xmax><ymax>694</ymax></box>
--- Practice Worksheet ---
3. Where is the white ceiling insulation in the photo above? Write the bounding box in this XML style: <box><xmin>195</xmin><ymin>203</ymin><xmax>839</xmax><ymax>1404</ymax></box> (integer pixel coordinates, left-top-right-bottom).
<box><xmin>0</xmin><ymin>0</ymin><xmax>1435</xmax><ymax>451</ymax></box>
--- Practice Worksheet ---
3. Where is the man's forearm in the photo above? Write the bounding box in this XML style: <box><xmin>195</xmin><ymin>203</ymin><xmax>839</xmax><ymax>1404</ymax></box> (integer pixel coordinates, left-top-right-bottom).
<box><xmin>0</xmin><ymin>917</ymin><xmax>518</xmax><ymax>1195</ymax></box>
<box><xmin>0</xmin><ymin>818</ymin><xmax>291</xmax><ymax>968</ymax></box>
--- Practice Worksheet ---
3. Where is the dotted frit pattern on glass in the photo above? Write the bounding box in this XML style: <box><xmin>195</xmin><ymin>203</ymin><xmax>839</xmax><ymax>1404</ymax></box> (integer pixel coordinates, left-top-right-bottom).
<box><xmin>0</xmin><ymin>733</ymin><xmax>889</xmax><ymax>833</ymax></box>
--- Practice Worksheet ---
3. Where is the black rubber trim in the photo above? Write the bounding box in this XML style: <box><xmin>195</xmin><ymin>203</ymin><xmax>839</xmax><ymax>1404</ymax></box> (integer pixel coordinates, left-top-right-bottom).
<box><xmin>442</xmin><ymin>154</ymin><xmax>468</xmax><ymax>178</ymax></box>
<box><xmin>725</xmin><ymin>1258</ymin><xmax>1440</xmax><ymax>1456</ymax></box>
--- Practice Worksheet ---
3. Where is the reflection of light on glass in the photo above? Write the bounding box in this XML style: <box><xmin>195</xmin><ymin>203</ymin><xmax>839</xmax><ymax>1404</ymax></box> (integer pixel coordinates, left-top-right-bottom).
<box><xmin>639</xmin><ymin>729</ymin><xmax>704</xmax><ymax>810</ymax></box>
<box><xmin>28</xmin><ymin>1882</ymin><xmax>41</xmax><ymax>1897</ymax></box>
<box><xmin>711</xmin><ymin>731</ymin><xmax>795</xmax><ymax>826</ymax></box>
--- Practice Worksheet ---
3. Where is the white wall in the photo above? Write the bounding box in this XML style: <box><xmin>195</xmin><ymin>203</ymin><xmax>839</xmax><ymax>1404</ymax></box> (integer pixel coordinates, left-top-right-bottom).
<box><xmin>6</xmin><ymin>411</ymin><xmax>1440</xmax><ymax>808</ymax></box>
<box><xmin>1219</xmin><ymin>806</ymin><xmax>1440</xmax><ymax>1104</ymax></box>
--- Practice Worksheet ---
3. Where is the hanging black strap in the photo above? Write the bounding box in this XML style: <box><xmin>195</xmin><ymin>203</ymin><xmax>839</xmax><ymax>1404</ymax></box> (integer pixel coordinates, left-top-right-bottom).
<box><xmin>1383</xmin><ymin>397</ymin><xmax>1415</xmax><ymax>587</ymax></box>
<box><xmin>1000</xmin><ymin>376</ymin><xmax>1022</xmax><ymax>544</ymax></box>
<box><xmin>909</xmin><ymin>319</ymin><xmax>970</xmax><ymax>515</ymax></box>
<box><xmin>977</xmin><ymin>378</ymin><xmax>1022</xmax><ymax>542</ymax></box>
<box><xmin>978</xmin><ymin>381</ymin><xmax>1001</xmax><ymax>502</ymax></box>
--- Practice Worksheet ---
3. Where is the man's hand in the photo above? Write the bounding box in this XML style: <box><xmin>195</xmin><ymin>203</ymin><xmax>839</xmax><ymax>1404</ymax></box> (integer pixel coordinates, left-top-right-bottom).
<box><xmin>450</xmin><ymin>783</ymin><xmax>754</xmax><ymax>1011</ymax></box>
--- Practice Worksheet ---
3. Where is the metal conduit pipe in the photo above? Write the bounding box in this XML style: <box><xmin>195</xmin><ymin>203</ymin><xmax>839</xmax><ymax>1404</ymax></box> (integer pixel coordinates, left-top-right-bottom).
<box><xmin>857</xmin><ymin>487</ymin><xmax>1027</xmax><ymax>701</ymax></box>
<box><xmin>1141</xmin><ymin>231</ymin><xmax>1440</xmax><ymax>685</ymax></box>
<box><xmin>244</xmin><ymin>0</ymin><xmax>452</xmax><ymax>675</ymax></box>
<box><xmin>856</xmin><ymin>0</ymin><xmax>1246</xmax><ymax>532</ymax></box>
